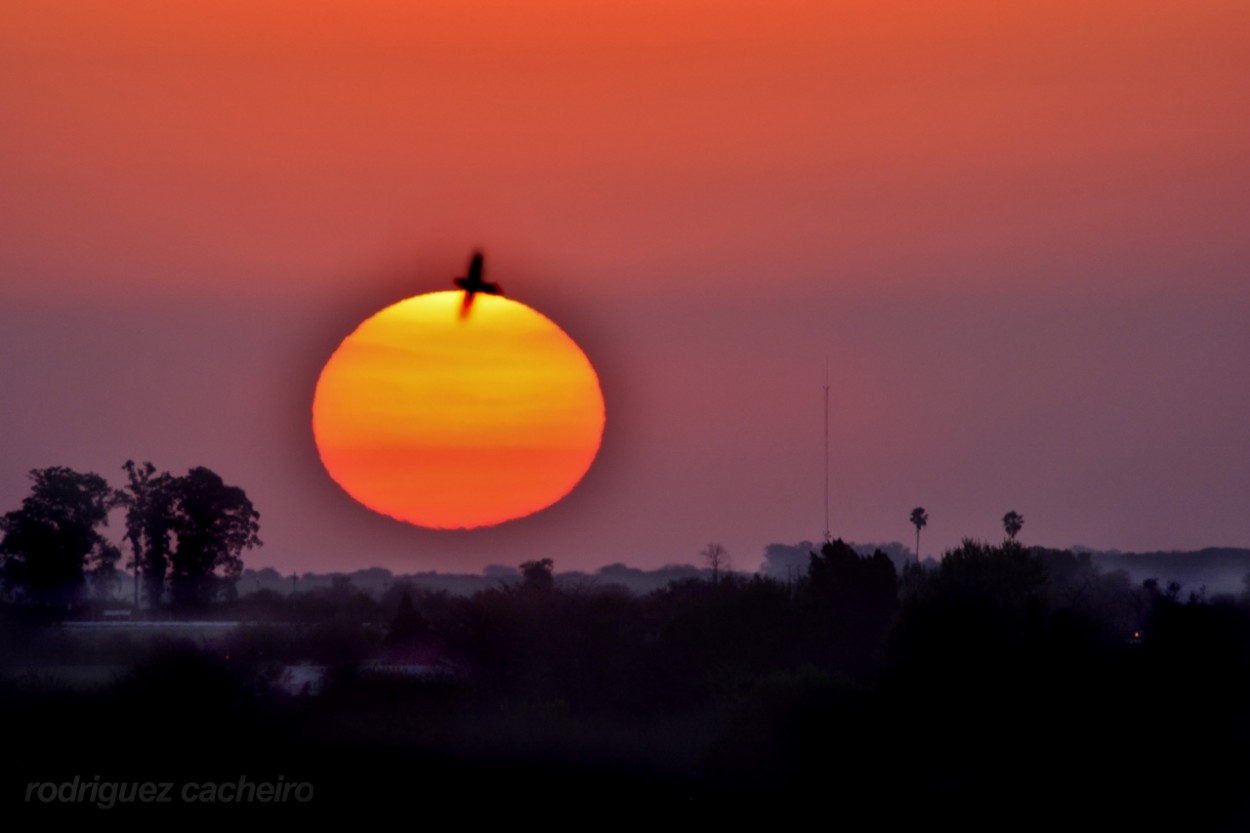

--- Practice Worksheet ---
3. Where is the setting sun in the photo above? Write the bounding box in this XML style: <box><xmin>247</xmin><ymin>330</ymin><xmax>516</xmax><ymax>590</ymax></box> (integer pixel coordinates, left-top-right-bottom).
<box><xmin>312</xmin><ymin>290</ymin><xmax>605</xmax><ymax>529</ymax></box>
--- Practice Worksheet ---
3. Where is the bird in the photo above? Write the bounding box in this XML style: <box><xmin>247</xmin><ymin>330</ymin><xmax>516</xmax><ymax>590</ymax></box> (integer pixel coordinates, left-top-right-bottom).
<box><xmin>453</xmin><ymin>251</ymin><xmax>502</xmax><ymax>318</ymax></box>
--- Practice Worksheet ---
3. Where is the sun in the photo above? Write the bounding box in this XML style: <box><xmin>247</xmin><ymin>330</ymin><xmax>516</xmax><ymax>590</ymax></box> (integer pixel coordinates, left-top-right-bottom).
<box><xmin>312</xmin><ymin>290</ymin><xmax>605</xmax><ymax>529</ymax></box>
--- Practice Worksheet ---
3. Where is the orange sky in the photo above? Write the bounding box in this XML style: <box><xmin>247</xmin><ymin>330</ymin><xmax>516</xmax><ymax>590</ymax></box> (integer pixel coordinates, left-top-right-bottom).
<box><xmin>3</xmin><ymin>0</ymin><xmax>1246</xmax><ymax>301</ymax></box>
<box><xmin>1</xmin><ymin>1</ymin><xmax>1248</xmax><ymax>574</ymax></box>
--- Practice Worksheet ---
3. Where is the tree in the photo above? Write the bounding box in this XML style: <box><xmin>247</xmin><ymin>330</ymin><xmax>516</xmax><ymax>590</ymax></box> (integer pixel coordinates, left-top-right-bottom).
<box><xmin>909</xmin><ymin>507</ymin><xmax>928</xmax><ymax>563</ymax></box>
<box><xmin>0</xmin><ymin>467</ymin><xmax>119</xmax><ymax>615</ymax></box>
<box><xmin>889</xmin><ymin>539</ymin><xmax>1047</xmax><ymax>685</ymax></box>
<box><xmin>930</xmin><ymin>538</ymin><xmax>1044</xmax><ymax>608</ymax></box>
<box><xmin>702</xmin><ymin>542</ymin><xmax>731</xmax><ymax>583</ymax></box>
<box><xmin>385</xmin><ymin>589</ymin><xmax>431</xmax><ymax>648</ymax></box>
<box><xmin>166</xmin><ymin>467</ymin><xmax>262</xmax><ymax>611</ymax></box>
<box><xmin>117</xmin><ymin>460</ymin><xmax>178</xmax><ymax>610</ymax></box>
<box><xmin>520</xmin><ymin>558</ymin><xmax>554</xmax><ymax>592</ymax></box>
<box><xmin>804</xmin><ymin>538</ymin><xmax>899</xmax><ymax>677</ymax></box>
<box><xmin>1002</xmin><ymin>510</ymin><xmax>1024</xmax><ymax>541</ymax></box>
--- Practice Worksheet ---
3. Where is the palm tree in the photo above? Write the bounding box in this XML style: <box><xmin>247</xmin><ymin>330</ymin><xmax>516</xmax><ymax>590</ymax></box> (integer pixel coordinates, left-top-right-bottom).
<box><xmin>1002</xmin><ymin>510</ymin><xmax>1024</xmax><ymax>541</ymax></box>
<box><xmin>909</xmin><ymin>507</ymin><xmax>928</xmax><ymax>563</ymax></box>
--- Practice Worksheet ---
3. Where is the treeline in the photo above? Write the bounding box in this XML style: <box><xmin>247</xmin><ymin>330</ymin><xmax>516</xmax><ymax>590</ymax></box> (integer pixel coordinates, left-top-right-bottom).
<box><xmin>6</xmin><ymin>538</ymin><xmax>1250</xmax><ymax>821</ymax></box>
<box><xmin>365</xmin><ymin>541</ymin><xmax>1248</xmax><ymax>822</ymax></box>
<box><xmin>235</xmin><ymin>561</ymin><xmax>715</xmax><ymax>600</ymax></box>
<box><xmin>0</xmin><ymin>463</ymin><xmax>260</xmax><ymax>618</ymax></box>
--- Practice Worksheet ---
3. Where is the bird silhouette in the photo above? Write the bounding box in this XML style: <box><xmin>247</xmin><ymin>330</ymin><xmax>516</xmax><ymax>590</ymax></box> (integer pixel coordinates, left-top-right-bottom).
<box><xmin>453</xmin><ymin>251</ymin><xmax>502</xmax><ymax>318</ymax></box>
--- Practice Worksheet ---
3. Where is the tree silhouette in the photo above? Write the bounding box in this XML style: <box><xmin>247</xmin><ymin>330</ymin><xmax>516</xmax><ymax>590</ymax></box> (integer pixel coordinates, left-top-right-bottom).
<box><xmin>702</xmin><ymin>542</ymin><xmax>731</xmax><ymax>583</ymax></box>
<box><xmin>1002</xmin><ymin>511</ymin><xmax>1024</xmax><ymax>541</ymax></box>
<box><xmin>385</xmin><ymin>589</ymin><xmax>431</xmax><ymax>647</ymax></box>
<box><xmin>520</xmin><ymin>558</ymin><xmax>554</xmax><ymax>592</ymax></box>
<box><xmin>117</xmin><ymin>460</ymin><xmax>178</xmax><ymax>610</ymax></box>
<box><xmin>804</xmin><ymin>538</ymin><xmax>899</xmax><ymax>677</ymax></box>
<box><xmin>0</xmin><ymin>467</ymin><xmax>119</xmax><ymax>615</ymax></box>
<box><xmin>910</xmin><ymin>507</ymin><xmax>928</xmax><ymax>563</ymax></box>
<box><xmin>166</xmin><ymin>467</ymin><xmax>261</xmax><ymax>611</ymax></box>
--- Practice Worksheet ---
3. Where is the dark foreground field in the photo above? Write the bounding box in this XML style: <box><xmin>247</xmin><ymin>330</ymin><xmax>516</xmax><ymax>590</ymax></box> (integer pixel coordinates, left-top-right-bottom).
<box><xmin>5</xmin><ymin>543</ymin><xmax>1250</xmax><ymax>826</ymax></box>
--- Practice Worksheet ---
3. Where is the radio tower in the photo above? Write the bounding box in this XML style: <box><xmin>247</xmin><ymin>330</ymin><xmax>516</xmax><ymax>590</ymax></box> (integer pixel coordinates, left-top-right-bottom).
<box><xmin>823</xmin><ymin>356</ymin><xmax>831</xmax><ymax>542</ymax></box>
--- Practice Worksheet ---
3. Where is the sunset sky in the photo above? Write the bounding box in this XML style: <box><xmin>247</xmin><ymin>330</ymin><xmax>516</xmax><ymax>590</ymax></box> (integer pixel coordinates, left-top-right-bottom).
<box><xmin>2</xmin><ymin>1</ymin><xmax>1247</xmax><ymax>575</ymax></box>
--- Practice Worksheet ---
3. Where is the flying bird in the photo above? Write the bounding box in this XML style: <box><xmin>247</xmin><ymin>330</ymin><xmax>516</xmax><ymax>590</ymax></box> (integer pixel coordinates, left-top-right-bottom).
<box><xmin>453</xmin><ymin>251</ymin><xmax>502</xmax><ymax>318</ymax></box>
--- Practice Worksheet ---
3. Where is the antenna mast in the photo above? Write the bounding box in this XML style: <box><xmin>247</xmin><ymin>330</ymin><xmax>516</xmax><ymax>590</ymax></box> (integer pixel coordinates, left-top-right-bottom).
<box><xmin>823</xmin><ymin>355</ymin><xmax>831</xmax><ymax>542</ymax></box>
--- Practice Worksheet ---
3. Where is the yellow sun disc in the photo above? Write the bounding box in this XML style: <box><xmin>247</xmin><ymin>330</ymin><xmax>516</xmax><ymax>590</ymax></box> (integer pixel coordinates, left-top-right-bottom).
<box><xmin>312</xmin><ymin>291</ymin><xmax>605</xmax><ymax>529</ymax></box>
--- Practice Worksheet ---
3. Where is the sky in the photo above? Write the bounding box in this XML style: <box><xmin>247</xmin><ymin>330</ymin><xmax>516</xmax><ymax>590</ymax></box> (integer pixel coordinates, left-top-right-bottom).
<box><xmin>2</xmin><ymin>0</ymin><xmax>1248</xmax><ymax>576</ymax></box>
